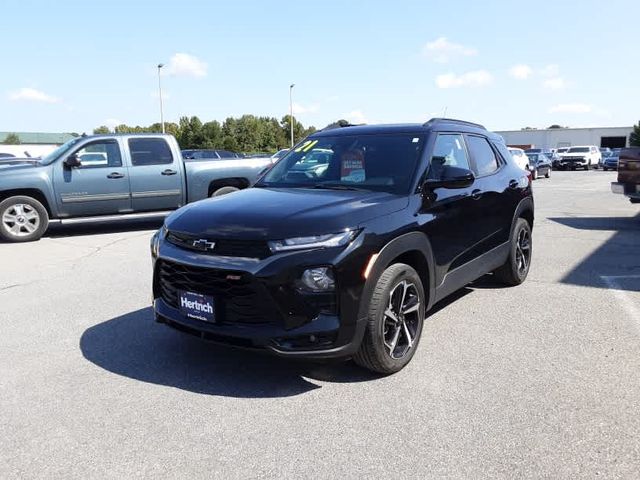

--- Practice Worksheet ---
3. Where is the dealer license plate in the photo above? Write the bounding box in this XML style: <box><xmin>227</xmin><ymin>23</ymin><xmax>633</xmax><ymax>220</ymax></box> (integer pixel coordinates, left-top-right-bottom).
<box><xmin>179</xmin><ymin>291</ymin><xmax>215</xmax><ymax>323</ymax></box>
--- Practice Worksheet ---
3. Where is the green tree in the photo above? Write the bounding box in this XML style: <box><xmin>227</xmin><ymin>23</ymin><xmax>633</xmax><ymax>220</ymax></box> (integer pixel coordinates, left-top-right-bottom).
<box><xmin>93</xmin><ymin>126</ymin><xmax>110</xmax><ymax>134</ymax></box>
<box><xmin>548</xmin><ymin>124</ymin><xmax>563</xmax><ymax>129</ymax></box>
<box><xmin>201</xmin><ymin>121</ymin><xmax>223</xmax><ymax>148</ymax></box>
<box><xmin>630</xmin><ymin>121</ymin><xmax>640</xmax><ymax>147</ymax></box>
<box><xmin>3</xmin><ymin>133</ymin><xmax>20</xmax><ymax>144</ymax></box>
<box><xmin>281</xmin><ymin>115</ymin><xmax>305</xmax><ymax>146</ymax></box>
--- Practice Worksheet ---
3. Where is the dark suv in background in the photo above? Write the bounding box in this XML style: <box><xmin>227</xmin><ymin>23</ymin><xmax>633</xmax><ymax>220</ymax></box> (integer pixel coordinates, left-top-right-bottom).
<box><xmin>151</xmin><ymin>118</ymin><xmax>534</xmax><ymax>374</ymax></box>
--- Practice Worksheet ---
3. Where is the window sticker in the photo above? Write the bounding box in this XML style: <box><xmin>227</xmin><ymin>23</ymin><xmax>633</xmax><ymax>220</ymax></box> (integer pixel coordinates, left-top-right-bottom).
<box><xmin>341</xmin><ymin>149</ymin><xmax>366</xmax><ymax>183</ymax></box>
<box><xmin>295</xmin><ymin>140</ymin><xmax>312</xmax><ymax>153</ymax></box>
<box><xmin>412</xmin><ymin>137</ymin><xmax>420</xmax><ymax>143</ymax></box>
<box><xmin>302</xmin><ymin>140</ymin><xmax>318</xmax><ymax>152</ymax></box>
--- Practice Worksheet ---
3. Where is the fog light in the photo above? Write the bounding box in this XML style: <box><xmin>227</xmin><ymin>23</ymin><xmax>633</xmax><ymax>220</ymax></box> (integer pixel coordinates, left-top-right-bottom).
<box><xmin>301</xmin><ymin>267</ymin><xmax>335</xmax><ymax>292</ymax></box>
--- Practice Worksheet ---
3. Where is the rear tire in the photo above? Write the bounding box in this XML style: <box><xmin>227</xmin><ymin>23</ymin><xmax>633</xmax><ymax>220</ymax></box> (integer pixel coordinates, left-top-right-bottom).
<box><xmin>210</xmin><ymin>186</ymin><xmax>240</xmax><ymax>197</ymax></box>
<box><xmin>531</xmin><ymin>168</ymin><xmax>538</xmax><ymax>180</ymax></box>
<box><xmin>493</xmin><ymin>218</ymin><xmax>532</xmax><ymax>286</ymax></box>
<box><xmin>354</xmin><ymin>263</ymin><xmax>425</xmax><ymax>374</ymax></box>
<box><xmin>0</xmin><ymin>195</ymin><xmax>49</xmax><ymax>242</ymax></box>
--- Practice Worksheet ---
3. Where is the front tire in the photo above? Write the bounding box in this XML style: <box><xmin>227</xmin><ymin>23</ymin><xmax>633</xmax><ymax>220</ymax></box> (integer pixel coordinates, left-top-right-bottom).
<box><xmin>211</xmin><ymin>186</ymin><xmax>239</xmax><ymax>197</ymax></box>
<box><xmin>493</xmin><ymin>218</ymin><xmax>532</xmax><ymax>286</ymax></box>
<box><xmin>354</xmin><ymin>263</ymin><xmax>425</xmax><ymax>374</ymax></box>
<box><xmin>0</xmin><ymin>195</ymin><xmax>49</xmax><ymax>242</ymax></box>
<box><xmin>545</xmin><ymin>168</ymin><xmax>550</xmax><ymax>179</ymax></box>
<box><xmin>531</xmin><ymin>168</ymin><xmax>538</xmax><ymax>180</ymax></box>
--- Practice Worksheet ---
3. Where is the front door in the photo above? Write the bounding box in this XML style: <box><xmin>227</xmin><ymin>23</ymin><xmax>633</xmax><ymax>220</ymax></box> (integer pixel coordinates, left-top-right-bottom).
<box><xmin>53</xmin><ymin>139</ymin><xmax>131</xmax><ymax>217</ymax></box>
<box><xmin>419</xmin><ymin>133</ymin><xmax>484</xmax><ymax>286</ymax></box>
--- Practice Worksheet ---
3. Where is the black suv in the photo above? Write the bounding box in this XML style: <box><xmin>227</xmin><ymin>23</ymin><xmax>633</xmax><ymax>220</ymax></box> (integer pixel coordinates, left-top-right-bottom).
<box><xmin>151</xmin><ymin>119</ymin><xmax>534</xmax><ymax>374</ymax></box>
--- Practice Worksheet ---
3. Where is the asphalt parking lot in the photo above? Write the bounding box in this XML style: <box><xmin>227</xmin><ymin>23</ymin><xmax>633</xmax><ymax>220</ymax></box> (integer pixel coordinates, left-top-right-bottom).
<box><xmin>1</xmin><ymin>170</ymin><xmax>639</xmax><ymax>479</ymax></box>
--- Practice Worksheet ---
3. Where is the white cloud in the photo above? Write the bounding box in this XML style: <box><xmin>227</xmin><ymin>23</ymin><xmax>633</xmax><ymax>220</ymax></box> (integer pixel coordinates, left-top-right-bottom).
<box><xmin>508</xmin><ymin>64</ymin><xmax>533</xmax><ymax>80</ymax></box>
<box><xmin>422</xmin><ymin>37</ymin><xmax>477</xmax><ymax>63</ymax></box>
<box><xmin>435</xmin><ymin>70</ymin><xmax>493</xmax><ymax>88</ymax></box>
<box><xmin>292</xmin><ymin>102</ymin><xmax>319</xmax><ymax>114</ymax></box>
<box><xmin>344</xmin><ymin>110</ymin><xmax>368</xmax><ymax>124</ymax></box>
<box><xmin>164</xmin><ymin>53</ymin><xmax>207</xmax><ymax>78</ymax></box>
<box><xmin>543</xmin><ymin>77</ymin><xmax>566</xmax><ymax>89</ymax></box>
<box><xmin>8</xmin><ymin>87</ymin><xmax>60</xmax><ymax>103</ymax></box>
<box><xmin>548</xmin><ymin>103</ymin><xmax>592</xmax><ymax>114</ymax></box>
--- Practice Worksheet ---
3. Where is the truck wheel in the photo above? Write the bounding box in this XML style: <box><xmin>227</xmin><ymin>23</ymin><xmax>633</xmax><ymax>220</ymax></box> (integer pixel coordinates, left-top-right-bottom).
<box><xmin>354</xmin><ymin>263</ymin><xmax>425</xmax><ymax>374</ymax></box>
<box><xmin>0</xmin><ymin>196</ymin><xmax>49</xmax><ymax>242</ymax></box>
<box><xmin>211</xmin><ymin>186</ymin><xmax>239</xmax><ymax>197</ymax></box>
<box><xmin>493</xmin><ymin>218</ymin><xmax>532</xmax><ymax>286</ymax></box>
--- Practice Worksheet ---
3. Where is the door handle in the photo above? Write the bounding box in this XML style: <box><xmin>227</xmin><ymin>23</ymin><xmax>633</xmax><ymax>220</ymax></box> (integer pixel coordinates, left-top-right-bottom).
<box><xmin>107</xmin><ymin>172</ymin><xmax>125</xmax><ymax>179</ymax></box>
<box><xmin>471</xmin><ymin>189</ymin><xmax>482</xmax><ymax>200</ymax></box>
<box><xmin>161</xmin><ymin>169</ymin><xmax>177</xmax><ymax>176</ymax></box>
<box><xmin>508</xmin><ymin>179</ymin><xmax>519</xmax><ymax>189</ymax></box>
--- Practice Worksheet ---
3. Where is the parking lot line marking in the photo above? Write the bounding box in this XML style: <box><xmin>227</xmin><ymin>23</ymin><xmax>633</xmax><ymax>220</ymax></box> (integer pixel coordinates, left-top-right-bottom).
<box><xmin>600</xmin><ymin>275</ymin><xmax>640</xmax><ymax>332</ymax></box>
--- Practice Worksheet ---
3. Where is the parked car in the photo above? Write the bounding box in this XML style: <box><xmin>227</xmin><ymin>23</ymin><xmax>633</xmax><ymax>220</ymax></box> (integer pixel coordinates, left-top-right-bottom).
<box><xmin>599</xmin><ymin>147</ymin><xmax>611</xmax><ymax>154</ymax></box>
<box><xmin>508</xmin><ymin>148</ymin><xmax>529</xmax><ymax>170</ymax></box>
<box><xmin>0</xmin><ymin>134</ymin><xmax>272</xmax><ymax>242</ymax></box>
<box><xmin>601</xmin><ymin>151</ymin><xmax>620</xmax><ymax>171</ymax></box>
<box><xmin>0</xmin><ymin>152</ymin><xmax>16</xmax><ymax>159</ymax></box>
<box><xmin>150</xmin><ymin>118</ymin><xmax>534</xmax><ymax>374</ymax></box>
<box><xmin>557</xmin><ymin>145</ymin><xmax>601</xmax><ymax>170</ymax></box>
<box><xmin>524</xmin><ymin>148</ymin><xmax>553</xmax><ymax>155</ymax></box>
<box><xmin>270</xmin><ymin>149</ymin><xmax>289</xmax><ymax>162</ymax></box>
<box><xmin>525</xmin><ymin>153</ymin><xmax>552</xmax><ymax>179</ymax></box>
<box><xmin>182</xmin><ymin>149</ymin><xmax>242</xmax><ymax>159</ymax></box>
<box><xmin>611</xmin><ymin>148</ymin><xmax>640</xmax><ymax>203</ymax></box>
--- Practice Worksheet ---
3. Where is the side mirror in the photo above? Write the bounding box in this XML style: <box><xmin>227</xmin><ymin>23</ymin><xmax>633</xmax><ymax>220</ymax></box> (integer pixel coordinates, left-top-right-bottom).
<box><xmin>424</xmin><ymin>165</ymin><xmax>475</xmax><ymax>190</ymax></box>
<box><xmin>64</xmin><ymin>154</ymin><xmax>81</xmax><ymax>168</ymax></box>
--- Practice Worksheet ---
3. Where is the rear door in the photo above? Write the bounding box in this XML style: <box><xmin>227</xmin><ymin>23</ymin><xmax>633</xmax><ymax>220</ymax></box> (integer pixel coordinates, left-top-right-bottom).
<box><xmin>126</xmin><ymin>137</ymin><xmax>183</xmax><ymax>211</ymax></box>
<box><xmin>53</xmin><ymin>138</ymin><xmax>131</xmax><ymax>217</ymax></box>
<box><xmin>464</xmin><ymin>134</ymin><xmax>511</xmax><ymax>251</ymax></box>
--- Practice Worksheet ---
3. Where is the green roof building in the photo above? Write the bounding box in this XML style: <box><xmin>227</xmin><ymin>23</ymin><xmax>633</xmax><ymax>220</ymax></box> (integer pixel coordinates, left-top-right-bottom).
<box><xmin>0</xmin><ymin>132</ymin><xmax>77</xmax><ymax>145</ymax></box>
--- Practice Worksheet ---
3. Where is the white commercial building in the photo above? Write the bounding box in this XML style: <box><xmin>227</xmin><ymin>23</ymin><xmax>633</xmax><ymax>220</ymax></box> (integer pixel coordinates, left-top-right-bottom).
<box><xmin>495</xmin><ymin>126</ymin><xmax>633</xmax><ymax>150</ymax></box>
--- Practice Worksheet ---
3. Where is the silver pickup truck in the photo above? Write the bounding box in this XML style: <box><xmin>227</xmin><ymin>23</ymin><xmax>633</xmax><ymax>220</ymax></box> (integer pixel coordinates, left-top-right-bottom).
<box><xmin>0</xmin><ymin>133</ymin><xmax>271</xmax><ymax>242</ymax></box>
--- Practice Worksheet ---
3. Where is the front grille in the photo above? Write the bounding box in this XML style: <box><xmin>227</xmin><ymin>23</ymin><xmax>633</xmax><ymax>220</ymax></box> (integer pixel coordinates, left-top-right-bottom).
<box><xmin>157</xmin><ymin>259</ymin><xmax>283</xmax><ymax>325</ymax></box>
<box><xmin>167</xmin><ymin>231</ymin><xmax>271</xmax><ymax>259</ymax></box>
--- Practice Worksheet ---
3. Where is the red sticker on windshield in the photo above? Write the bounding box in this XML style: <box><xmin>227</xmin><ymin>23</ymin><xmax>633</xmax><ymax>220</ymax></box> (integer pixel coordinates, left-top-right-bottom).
<box><xmin>341</xmin><ymin>150</ymin><xmax>366</xmax><ymax>182</ymax></box>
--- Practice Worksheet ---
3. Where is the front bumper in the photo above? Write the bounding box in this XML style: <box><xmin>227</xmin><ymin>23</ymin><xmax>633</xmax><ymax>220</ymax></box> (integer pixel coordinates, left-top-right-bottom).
<box><xmin>611</xmin><ymin>182</ymin><xmax>640</xmax><ymax>200</ymax></box>
<box><xmin>151</xmin><ymin>234</ymin><xmax>372</xmax><ymax>360</ymax></box>
<box><xmin>154</xmin><ymin>297</ymin><xmax>366</xmax><ymax>359</ymax></box>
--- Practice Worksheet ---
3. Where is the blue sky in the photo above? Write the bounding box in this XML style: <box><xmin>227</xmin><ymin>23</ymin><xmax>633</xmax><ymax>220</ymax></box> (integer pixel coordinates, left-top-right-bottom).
<box><xmin>1</xmin><ymin>0</ymin><xmax>638</xmax><ymax>134</ymax></box>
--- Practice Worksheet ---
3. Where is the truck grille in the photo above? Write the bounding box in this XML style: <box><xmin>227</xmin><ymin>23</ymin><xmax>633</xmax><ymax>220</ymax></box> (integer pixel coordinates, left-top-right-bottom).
<box><xmin>157</xmin><ymin>259</ymin><xmax>283</xmax><ymax>325</ymax></box>
<box><xmin>166</xmin><ymin>231</ymin><xmax>271</xmax><ymax>259</ymax></box>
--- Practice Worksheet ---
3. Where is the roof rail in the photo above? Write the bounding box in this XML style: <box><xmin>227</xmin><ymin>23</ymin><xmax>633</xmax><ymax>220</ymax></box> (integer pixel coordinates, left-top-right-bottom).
<box><xmin>423</xmin><ymin>117</ymin><xmax>486</xmax><ymax>130</ymax></box>
<box><xmin>321</xmin><ymin>121</ymin><xmax>361</xmax><ymax>131</ymax></box>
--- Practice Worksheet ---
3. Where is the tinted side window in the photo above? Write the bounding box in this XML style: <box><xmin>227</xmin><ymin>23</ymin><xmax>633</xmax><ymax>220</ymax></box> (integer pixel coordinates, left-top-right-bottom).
<box><xmin>466</xmin><ymin>135</ymin><xmax>499</xmax><ymax>176</ymax></box>
<box><xmin>75</xmin><ymin>140</ymin><xmax>122</xmax><ymax>168</ymax></box>
<box><xmin>129</xmin><ymin>138</ymin><xmax>173</xmax><ymax>166</ymax></box>
<box><xmin>428</xmin><ymin>134</ymin><xmax>470</xmax><ymax>179</ymax></box>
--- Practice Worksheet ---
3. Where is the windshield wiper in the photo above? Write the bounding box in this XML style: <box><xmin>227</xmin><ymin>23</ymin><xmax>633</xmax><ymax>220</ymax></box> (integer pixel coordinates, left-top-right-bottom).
<box><xmin>311</xmin><ymin>183</ymin><xmax>368</xmax><ymax>191</ymax></box>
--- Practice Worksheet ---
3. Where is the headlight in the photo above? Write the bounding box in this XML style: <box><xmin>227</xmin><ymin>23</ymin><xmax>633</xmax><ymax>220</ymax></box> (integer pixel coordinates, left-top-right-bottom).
<box><xmin>300</xmin><ymin>267</ymin><xmax>335</xmax><ymax>292</ymax></box>
<box><xmin>268</xmin><ymin>230</ymin><xmax>357</xmax><ymax>252</ymax></box>
<box><xmin>150</xmin><ymin>225</ymin><xmax>166</xmax><ymax>258</ymax></box>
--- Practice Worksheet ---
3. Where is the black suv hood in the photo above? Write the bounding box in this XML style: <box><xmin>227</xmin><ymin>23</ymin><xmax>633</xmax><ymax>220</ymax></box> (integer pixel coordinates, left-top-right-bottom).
<box><xmin>166</xmin><ymin>187</ymin><xmax>408</xmax><ymax>239</ymax></box>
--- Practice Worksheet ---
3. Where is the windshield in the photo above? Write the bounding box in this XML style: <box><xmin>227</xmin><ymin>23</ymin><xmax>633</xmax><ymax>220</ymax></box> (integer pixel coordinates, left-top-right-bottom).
<box><xmin>568</xmin><ymin>147</ymin><xmax>590</xmax><ymax>153</ymax></box>
<box><xmin>257</xmin><ymin>133</ymin><xmax>425</xmax><ymax>194</ymax></box>
<box><xmin>40</xmin><ymin>137</ymin><xmax>83</xmax><ymax>165</ymax></box>
<box><xmin>558</xmin><ymin>148</ymin><xmax>569</xmax><ymax>153</ymax></box>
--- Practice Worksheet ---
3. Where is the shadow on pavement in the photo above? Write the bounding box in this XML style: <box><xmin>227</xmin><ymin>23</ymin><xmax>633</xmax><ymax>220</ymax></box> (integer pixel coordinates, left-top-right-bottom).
<box><xmin>46</xmin><ymin>218</ymin><xmax>164</xmax><ymax>238</ymax></box>
<box><xmin>549</xmin><ymin>213</ymin><xmax>640</xmax><ymax>292</ymax></box>
<box><xmin>80</xmin><ymin>307</ymin><xmax>383</xmax><ymax>398</ymax></box>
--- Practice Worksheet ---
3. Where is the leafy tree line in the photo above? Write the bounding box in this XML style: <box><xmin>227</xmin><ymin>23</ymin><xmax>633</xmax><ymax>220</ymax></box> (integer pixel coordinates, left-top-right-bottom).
<box><xmin>631</xmin><ymin>121</ymin><xmax>640</xmax><ymax>147</ymax></box>
<box><xmin>93</xmin><ymin>115</ymin><xmax>318</xmax><ymax>153</ymax></box>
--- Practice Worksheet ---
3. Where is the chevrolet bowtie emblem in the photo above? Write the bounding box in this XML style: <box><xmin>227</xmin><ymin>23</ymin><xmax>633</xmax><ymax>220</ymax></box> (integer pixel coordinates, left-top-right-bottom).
<box><xmin>192</xmin><ymin>239</ymin><xmax>216</xmax><ymax>251</ymax></box>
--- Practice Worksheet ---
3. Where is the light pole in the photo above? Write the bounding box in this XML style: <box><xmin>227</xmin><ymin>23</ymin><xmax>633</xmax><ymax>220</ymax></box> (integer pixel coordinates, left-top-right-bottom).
<box><xmin>157</xmin><ymin>63</ymin><xmax>165</xmax><ymax>134</ymax></box>
<box><xmin>289</xmin><ymin>83</ymin><xmax>295</xmax><ymax>147</ymax></box>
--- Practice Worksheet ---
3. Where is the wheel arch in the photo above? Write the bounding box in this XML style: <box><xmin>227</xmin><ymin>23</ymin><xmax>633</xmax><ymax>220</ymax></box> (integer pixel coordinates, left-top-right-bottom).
<box><xmin>0</xmin><ymin>189</ymin><xmax>53</xmax><ymax>217</ymax></box>
<box><xmin>207</xmin><ymin>177</ymin><xmax>250</xmax><ymax>196</ymax></box>
<box><xmin>357</xmin><ymin>232</ymin><xmax>437</xmax><ymax>320</ymax></box>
